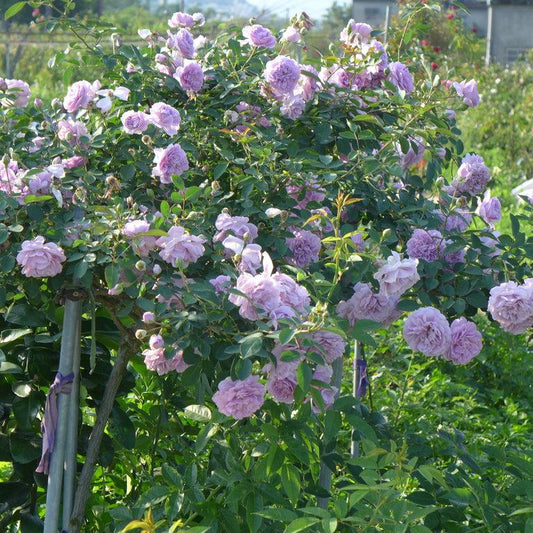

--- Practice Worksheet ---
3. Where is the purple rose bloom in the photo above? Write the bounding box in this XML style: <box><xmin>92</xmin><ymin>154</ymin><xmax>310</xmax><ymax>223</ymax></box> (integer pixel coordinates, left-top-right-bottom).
<box><xmin>3</xmin><ymin>79</ymin><xmax>31</xmax><ymax>107</ymax></box>
<box><xmin>209</xmin><ymin>274</ymin><xmax>232</xmax><ymax>294</ymax></box>
<box><xmin>63</xmin><ymin>80</ymin><xmax>95</xmax><ymax>113</ymax></box>
<box><xmin>229</xmin><ymin>271</ymin><xmax>281</xmax><ymax>321</ymax></box>
<box><xmin>175</xmin><ymin>61</ymin><xmax>204</xmax><ymax>92</ymax></box>
<box><xmin>478</xmin><ymin>193</ymin><xmax>501</xmax><ymax>227</ymax></box>
<box><xmin>453</xmin><ymin>79</ymin><xmax>480</xmax><ymax>107</ymax></box>
<box><xmin>167</xmin><ymin>29</ymin><xmax>195</xmax><ymax>59</ymax></box>
<box><xmin>121</xmin><ymin>110</ymin><xmax>150</xmax><ymax>134</ymax></box>
<box><xmin>388</xmin><ymin>61</ymin><xmax>414</xmax><ymax>94</ymax></box>
<box><xmin>16</xmin><ymin>236</ymin><xmax>66</xmax><ymax>278</ymax></box>
<box><xmin>444</xmin><ymin>318</ymin><xmax>482</xmax><ymax>365</ymax></box>
<box><xmin>487</xmin><ymin>281</ymin><xmax>533</xmax><ymax>334</ymax></box>
<box><xmin>149</xmin><ymin>102</ymin><xmax>181</xmax><ymax>135</ymax></box>
<box><xmin>62</xmin><ymin>155</ymin><xmax>86</xmax><ymax>169</ymax></box>
<box><xmin>280</xmin><ymin>94</ymin><xmax>306</xmax><ymax>120</ymax></box>
<box><xmin>143</xmin><ymin>334</ymin><xmax>189</xmax><ymax>375</ymax></box>
<box><xmin>156</xmin><ymin>225</ymin><xmax>205</xmax><ymax>267</ymax></box>
<box><xmin>264</xmin><ymin>349</ymin><xmax>300</xmax><ymax>404</ymax></box>
<box><xmin>123</xmin><ymin>220</ymin><xmax>158</xmax><ymax>257</ymax></box>
<box><xmin>213</xmin><ymin>213</ymin><xmax>258</xmax><ymax>243</ymax></box>
<box><xmin>310</xmin><ymin>365</ymin><xmax>337</xmax><ymax>413</ymax></box>
<box><xmin>272</xmin><ymin>272</ymin><xmax>310</xmax><ymax>311</ymax></box>
<box><xmin>396</xmin><ymin>137</ymin><xmax>425</xmax><ymax>169</ymax></box>
<box><xmin>308</xmin><ymin>331</ymin><xmax>347</xmax><ymax>364</ymax></box>
<box><xmin>406</xmin><ymin>229</ymin><xmax>443</xmax><ymax>262</ymax></box>
<box><xmin>340</xmin><ymin>19</ymin><xmax>373</xmax><ymax>45</ymax></box>
<box><xmin>286</xmin><ymin>227</ymin><xmax>321</xmax><ymax>268</ymax></box>
<box><xmin>337</xmin><ymin>282</ymin><xmax>398</xmax><ymax>326</ymax></box>
<box><xmin>455</xmin><ymin>153</ymin><xmax>490</xmax><ymax>196</ymax></box>
<box><xmin>297</xmin><ymin>65</ymin><xmax>319</xmax><ymax>102</ymax></box>
<box><xmin>242</xmin><ymin>24</ymin><xmax>276</xmax><ymax>48</ymax></box>
<box><xmin>264</xmin><ymin>56</ymin><xmax>301</xmax><ymax>96</ymax></box>
<box><xmin>168</xmin><ymin>11</ymin><xmax>194</xmax><ymax>28</ymax></box>
<box><xmin>403</xmin><ymin>307</ymin><xmax>451</xmax><ymax>356</ymax></box>
<box><xmin>57</xmin><ymin>119</ymin><xmax>90</xmax><ymax>148</ymax></box>
<box><xmin>436</xmin><ymin>209</ymin><xmax>472</xmax><ymax>232</ymax></box>
<box><xmin>282</xmin><ymin>26</ymin><xmax>301</xmax><ymax>43</ymax></box>
<box><xmin>374</xmin><ymin>252</ymin><xmax>420</xmax><ymax>297</ymax></box>
<box><xmin>142</xmin><ymin>312</ymin><xmax>156</xmax><ymax>324</ymax></box>
<box><xmin>152</xmin><ymin>143</ymin><xmax>189</xmax><ymax>183</ymax></box>
<box><xmin>213</xmin><ymin>375</ymin><xmax>265</xmax><ymax>419</ymax></box>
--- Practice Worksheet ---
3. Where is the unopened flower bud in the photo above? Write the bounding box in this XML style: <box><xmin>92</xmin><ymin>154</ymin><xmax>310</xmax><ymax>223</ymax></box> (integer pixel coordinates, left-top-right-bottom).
<box><xmin>153</xmin><ymin>264</ymin><xmax>162</xmax><ymax>275</ymax></box>
<box><xmin>141</xmin><ymin>135</ymin><xmax>152</xmax><ymax>146</ymax></box>
<box><xmin>135</xmin><ymin>329</ymin><xmax>147</xmax><ymax>340</ymax></box>
<box><xmin>135</xmin><ymin>260</ymin><xmax>146</xmax><ymax>271</ymax></box>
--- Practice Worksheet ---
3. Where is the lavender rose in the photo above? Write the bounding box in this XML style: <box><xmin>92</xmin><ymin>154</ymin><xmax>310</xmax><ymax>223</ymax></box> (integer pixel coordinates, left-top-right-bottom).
<box><xmin>213</xmin><ymin>375</ymin><xmax>265</xmax><ymax>419</ymax></box>
<box><xmin>156</xmin><ymin>225</ymin><xmax>205</xmax><ymax>267</ymax></box>
<box><xmin>487</xmin><ymin>281</ymin><xmax>533</xmax><ymax>334</ymax></box>
<box><xmin>175</xmin><ymin>61</ymin><xmax>204</xmax><ymax>92</ymax></box>
<box><xmin>406</xmin><ymin>229</ymin><xmax>443</xmax><ymax>262</ymax></box>
<box><xmin>403</xmin><ymin>307</ymin><xmax>451</xmax><ymax>356</ymax></box>
<box><xmin>264</xmin><ymin>56</ymin><xmax>301</xmax><ymax>96</ymax></box>
<box><xmin>16</xmin><ymin>236</ymin><xmax>66</xmax><ymax>278</ymax></box>
<box><xmin>167</xmin><ymin>29</ymin><xmax>195</xmax><ymax>59</ymax></box>
<box><xmin>149</xmin><ymin>102</ymin><xmax>181</xmax><ymax>135</ymax></box>
<box><xmin>374</xmin><ymin>252</ymin><xmax>420</xmax><ymax>297</ymax></box>
<box><xmin>286</xmin><ymin>227</ymin><xmax>321</xmax><ymax>268</ymax></box>
<box><xmin>152</xmin><ymin>143</ymin><xmax>189</xmax><ymax>184</ymax></box>
<box><xmin>242</xmin><ymin>24</ymin><xmax>276</xmax><ymax>48</ymax></box>
<box><xmin>63</xmin><ymin>80</ymin><xmax>96</xmax><ymax>113</ymax></box>
<box><xmin>478</xmin><ymin>193</ymin><xmax>501</xmax><ymax>227</ymax></box>
<box><xmin>308</xmin><ymin>330</ymin><xmax>347</xmax><ymax>364</ymax></box>
<box><xmin>444</xmin><ymin>318</ymin><xmax>483</xmax><ymax>365</ymax></box>
<box><xmin>4</xmin><ymin>79</ymin><xmax>31</xmax><ymax>107</ymax></box>
<box><xmin>143</xmin><ymin>334</ymin><xmax>189</xmax><ymax>375</ymax></box>
<box><xmin>168</xmin><ymin>11</ymin><xmax>194</xmax><ymax>28</ymax></box>
<box><xmin>453</xmin><ymin>79</ymin><xmax>480</xmax><ymax>107</ymax></box>
<box><xmin>455</xmin><ymin>154</ymin><xmax>490</xmax><ymax>196</ymax></box>
<box><xmin>388</xmin><ymin>61</ymin><xmax>414</xmax><ymax>94</ymax></box>
<box><xmin>121</xmin><ymin>110</ymin><xmax>150</xmax><ymax>134</ymax></box>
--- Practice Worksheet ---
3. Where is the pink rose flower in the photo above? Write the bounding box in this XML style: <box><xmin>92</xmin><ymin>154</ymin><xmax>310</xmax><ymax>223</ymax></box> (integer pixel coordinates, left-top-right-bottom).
<box><xmin>149</xmin><ymin>102</ymin><xmax>181</xmax><ymax>135</ymax></box>
<box><xmin>63</xmin><ymin>80</ymin><xmax>96</xmax><ymax>113</ymax></box>
<box><xmin>444</xmin><ymin>318</ymin><xmax>482</xmax><ymax>365</ymax></box>
<box><xmin>374</xmin><ymin>252</ymin><xmax>420</xmax><ymax>297</ymax></box>
<box><xmin>175</xmin><ymin>61</ymin><xmax>204</xmax><ymax>92</ymax></box>
<box><xmin>168</xmin><ymin>11</ymin><xmax>195</xmax><ymax>28</ymax></box>
<box><xmin>121</xmin><ymin>110</ymin><xmax>150</xmax><ymax>134</ymax></box>
<box><xmin>213</xmin><ymin>375</ymin><xmax>265</xmax><ymax>419</ymax></box>
<box><xmin>143</xmin><ymin>334</ymin><xmax>189</xmax><ymax>375</ymax></box>
<box><xmin>152</xmin><ymin>143</ymin><xmax>189</xmax><ymax>183</ymax></box>
<box><xmin>156</xmin><ymin>225</ymin><xmax>206</xmax><ymax>267</ymax></box>
<box><xmin>3</xmin><ymin>79</ymin><xmax>31</xmax><ymax>107</ymax></box>
<box><xmin>403</xmin><ymin>307</ymin><xmax>451</xmax><ymax>356</ymax></box>
<box><xmin>16</xmin><ymin>236</ymin><xmax>66</xmax><ymax>278</ymax></box>
<box><xmin>242</xmin><ymin>24</ymin><xmax>276</xmax><ymax>48</ymax></box>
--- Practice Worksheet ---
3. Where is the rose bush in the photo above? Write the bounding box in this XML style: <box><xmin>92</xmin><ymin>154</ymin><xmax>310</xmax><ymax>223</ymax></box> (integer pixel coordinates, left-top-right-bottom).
<box><xmin>0</xmin><ymin>1</ymin><xmax>531</xmax><ymax>531</ymax></box>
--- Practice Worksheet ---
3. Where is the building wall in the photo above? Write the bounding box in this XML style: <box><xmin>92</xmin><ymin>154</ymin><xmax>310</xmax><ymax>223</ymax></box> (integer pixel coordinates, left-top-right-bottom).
<box><xmin>350</xmin><ymin>0</ymin><xmax>533</xmax><ymax>63</ymax></box>
<box><xmin>490</xmin><ymin>5</ymin><xmax>533</xmax><ymax>62</ymax></box>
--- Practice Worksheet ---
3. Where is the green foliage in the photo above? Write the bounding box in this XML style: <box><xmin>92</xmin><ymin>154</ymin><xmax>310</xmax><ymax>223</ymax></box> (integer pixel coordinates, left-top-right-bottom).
<box><xmin>0</xmin><ymin>1</ymin><xmax>531</xmax><ymax>532</ymax></box>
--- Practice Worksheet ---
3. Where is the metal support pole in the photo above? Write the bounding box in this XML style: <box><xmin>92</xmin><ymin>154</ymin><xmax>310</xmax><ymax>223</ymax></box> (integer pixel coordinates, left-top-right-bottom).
<box><xmin>317</xmin><ymin>357</ymin><xmax>343</xmax><ymax>509</ymax></box>
<box><xmin>384</xmin><ymin>5</ymin><xmax>391</xmax><ymax>44</ymax></box>
<box><xmin>485</xmin><ymin>0</ymin><xmax>493</xmax><ymax>67</ymax></box>
<box><xmin>43</xmin><ymin>298</ymin><xmax>82</xmax><ymax>533</ymax></box>
<box><xmin>351</xmin><ymin>341</ymin><xmax>363</xmax><ymax>459</ymax></box>
<box><xmin>62</xmin><ymin>315</ymin><xmax>82</xmax><ymax>529</ymax></box>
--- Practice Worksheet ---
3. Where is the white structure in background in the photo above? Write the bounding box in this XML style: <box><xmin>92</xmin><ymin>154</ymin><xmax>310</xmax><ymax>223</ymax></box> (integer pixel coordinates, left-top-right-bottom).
<box><xmin>512</xmin><ymin>178</ymin><xmax>533</xmax><ymax>202</ymax></box>
<box><xmin>350</xmin><ymin>0</ymin><xmax>533</xmax><ymax>64</ymax></box>
<box><xmin>145</xmin><ymin>0</ymin><xmax>258</xmax><ymax>18</ymax></box>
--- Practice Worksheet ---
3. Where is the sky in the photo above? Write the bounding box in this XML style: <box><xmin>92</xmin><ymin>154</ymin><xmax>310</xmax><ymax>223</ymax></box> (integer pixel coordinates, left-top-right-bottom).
<box><xmin>245</xmin><ymin>0</ymin><xmax>349</xmax><ymax>22</ymax></box>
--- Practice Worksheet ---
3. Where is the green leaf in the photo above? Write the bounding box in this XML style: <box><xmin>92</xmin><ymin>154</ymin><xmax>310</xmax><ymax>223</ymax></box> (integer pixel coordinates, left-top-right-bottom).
<box><xmin>12</xmin><ymin>393</ymin><xmax>41</xmax><ymax>430</ymax></box>
<box><xmin>256</xmin><ymin>508</ymin><xmax>298</xmax><ymax>522</ymax></box>
<box><xmin>284</xmin><ymin>517</ymin><xmax>319</xmax><ymax>533</ymax></box>
<box><xmin>0</xmin><ymin>328</ymin><xmax>32</xmax><ymax>346</ymax></box>
<box><xmin>281</xmin><ymin>464</ymin><xmax>300</xmax><ymax>503</ymax></box>
<box><xmin>183</xmin><ymin>404</ymin><xmax>212</xmax><ymax>423</ymax></box>
<box><xmin>239</xmin><ymin>332</ymin><xmax>263</xmax><ymax>359</ymax></box>
<box><xmin>108</xmin><ymin>404</ymin><xmax>136</xmax><ymax>450</ymax></box>
<box><xmin>213</xmin><ymin>162</ymin><xmax>229</xmax><ymax>180</ymax></box>
<box><xmin>9</xmin><ymin>433</ymin><xmax>41</xmax><ymax>463</ymax></box>
<box><xmin>4</xmin><ymin>2</ymin><xmax>26</xmax><ymax>20</ymax></box>
<box><xmin>136</xmin><ymin>485</ymin><xmax>170</xmax><ymax>508</ymax></box>
<box><xmin>297</xmin><ymin>362</ymin><xmax>313</xmax><ymax>393</ymax></box>
<box><xmin>278</xmin><ymin>328</ymin><xmax>296</xmax><ymax>345</ymax></box>
<box><xmin>0</xmin><ymin>362</ymin><xmax>23</xmax><ymax>374</ymax></box>
<box><xmin>105</xmin><ymin>264</ymin><xmax>120</xmax><ymax>288</ymax></box>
